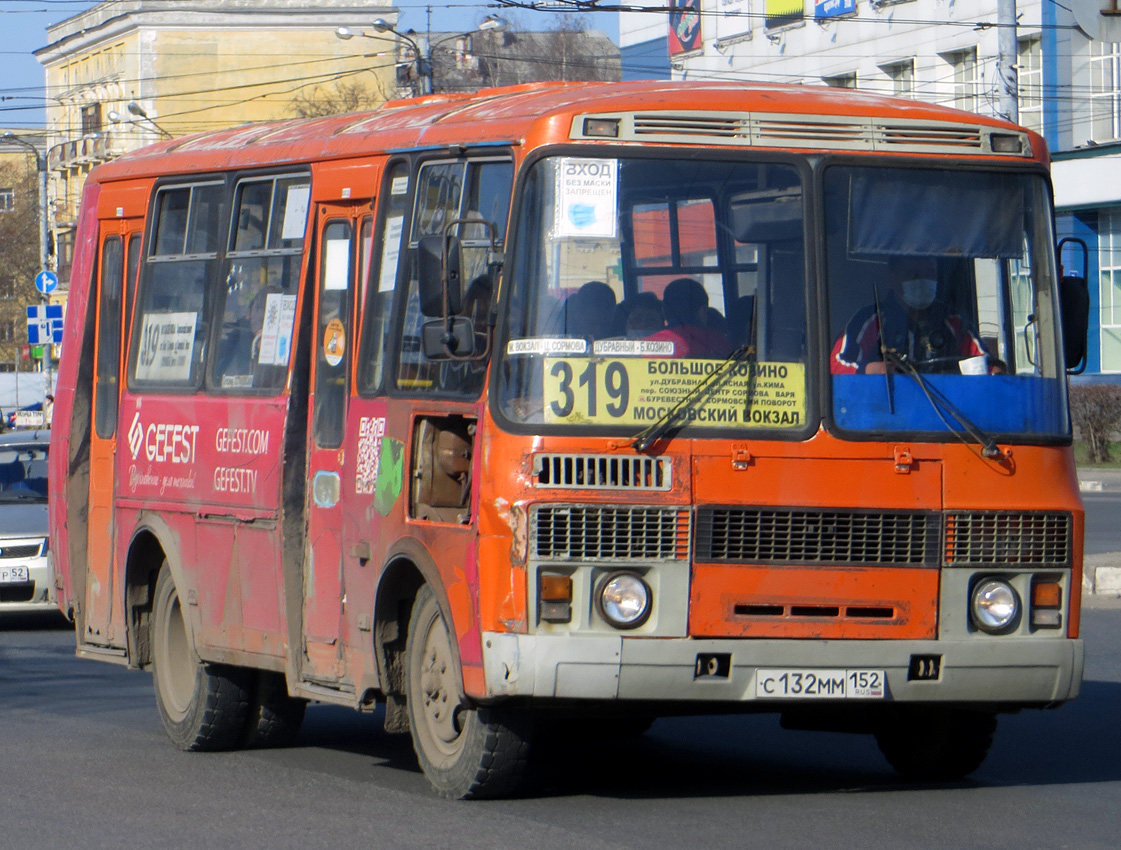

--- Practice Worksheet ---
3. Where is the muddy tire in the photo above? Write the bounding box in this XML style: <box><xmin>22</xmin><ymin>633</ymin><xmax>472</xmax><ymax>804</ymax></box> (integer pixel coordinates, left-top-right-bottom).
<box><xmin>405</xmin><ymin>585</ymin><xmax>531</xmax><ymax>799</ymax></box>
<box><xmin>242</xmin><ymin>670</ymin><xmax>306</xmax><ymax>748</ymax></box>
<box><xmin>150</xmin><ymin>565</ymin><xmax>250</xmax><ymax>751</ymax></box>
<box><xmin>875</xmin><ymin>708</ymin><xmax>997</xmax><ymax>781</ymax></box>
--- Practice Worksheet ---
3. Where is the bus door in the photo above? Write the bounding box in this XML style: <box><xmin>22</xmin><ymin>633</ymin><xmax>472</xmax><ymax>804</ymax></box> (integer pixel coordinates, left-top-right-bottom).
<box><xmin>301</xmin><ymin>203</ymin><xmax>364</xmax><ymax>682</ymax></box>
<box><xmin>84</xmin><ymin>221</ymin><xmax>142</xmax><ymax>649</ymax></box>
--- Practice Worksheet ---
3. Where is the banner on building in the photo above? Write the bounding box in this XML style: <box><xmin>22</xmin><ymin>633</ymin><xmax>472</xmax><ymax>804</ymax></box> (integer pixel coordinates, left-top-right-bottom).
<box><xmin>668</xmin><ymin>0</ymin><xmax>703</xmax><ymax>56</ymax></box>
<box><xmin>815</xmin><ymin>0</ymin><xmax>855</xmax><ymax>19</ymax></box>
<box><xmin>765</xmin><ymin>0</ymin><xmax>804</xmax><ymax>29</ymax></box>
<box><xmin>716</xmin><ymin>0</ymin><xmax>752</xmax><ymax>43</ymax></box>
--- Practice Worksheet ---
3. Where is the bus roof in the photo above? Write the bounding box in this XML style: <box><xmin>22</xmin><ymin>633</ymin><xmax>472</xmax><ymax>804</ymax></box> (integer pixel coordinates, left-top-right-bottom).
<box><xmin>89</xmin><ymin>80</ymin><xmax>1045</xmax><ymax>183</ymax></box>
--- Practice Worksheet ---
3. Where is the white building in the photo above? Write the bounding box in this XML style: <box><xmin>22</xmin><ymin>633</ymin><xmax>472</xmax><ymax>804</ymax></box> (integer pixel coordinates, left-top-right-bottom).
<box><xmin>618</xmin><ymin>0</ymin><xmax>1121</xmax><ymax>376</ymax></box>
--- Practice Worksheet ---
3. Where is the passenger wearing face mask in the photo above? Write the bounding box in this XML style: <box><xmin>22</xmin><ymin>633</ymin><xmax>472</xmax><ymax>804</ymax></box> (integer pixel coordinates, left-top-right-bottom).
<box><xmin>831</xmin><ymin>256</ymin><xmax>991</xmax><ymax>375</ymax></box>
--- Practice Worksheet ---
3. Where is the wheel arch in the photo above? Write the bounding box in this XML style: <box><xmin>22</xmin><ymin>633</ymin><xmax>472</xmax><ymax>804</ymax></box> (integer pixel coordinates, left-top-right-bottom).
<box><xmin>123</xmin><ymin>513</ymin><xmax>187</xmax><ymax>669</ymax></box>
<box><xmin>373</xmin><ymin>537</ymin><xmax>465</xmax><ymax>707</ymax></box>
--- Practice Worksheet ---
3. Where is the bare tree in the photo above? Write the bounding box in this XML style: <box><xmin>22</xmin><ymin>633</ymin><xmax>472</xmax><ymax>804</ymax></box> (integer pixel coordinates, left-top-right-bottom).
<box><xmin>0</xmin><ymin>162</ymin><xmax>42</xmax><ymax>371</ymax></box>
<box><xmin>289</xmin><ymin>80</ymin><xmax>387</xmax><ymax>119</ymax></box>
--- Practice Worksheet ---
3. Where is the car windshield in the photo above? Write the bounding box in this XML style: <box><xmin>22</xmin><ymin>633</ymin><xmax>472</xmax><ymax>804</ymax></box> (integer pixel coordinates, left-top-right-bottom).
<box><xmin>0</xmin><ymin>443</ymin><xmax>49</xmax><ymax>500</ymax></box>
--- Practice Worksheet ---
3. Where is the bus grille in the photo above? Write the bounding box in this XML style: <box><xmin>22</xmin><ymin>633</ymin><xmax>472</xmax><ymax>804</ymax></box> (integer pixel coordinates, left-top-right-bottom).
<box><xmin>533</xmin><ymin>454</ymin><xmax>671</xmax><ymax>491</ymax></box>
<box><xmin>944</xmin><ymin>511</ymin><xmax>1072</xmax><ymax>567</ymax></box>
<box><xmin>695</xmin><ymin>507</ymin><xmax>940</xmax><ymax>567</ymax></box>
<box><xmin>532</xmin><ymin>505</ymin><xmax>690</xmax><ymax>561</ymax></box>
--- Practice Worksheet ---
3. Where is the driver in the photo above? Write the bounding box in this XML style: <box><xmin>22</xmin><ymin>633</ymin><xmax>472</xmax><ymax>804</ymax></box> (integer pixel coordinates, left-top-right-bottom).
<box><xmin>831</xmin><ymin>255</ymin><xmax>993</xmax><ymax>375</ymax></box>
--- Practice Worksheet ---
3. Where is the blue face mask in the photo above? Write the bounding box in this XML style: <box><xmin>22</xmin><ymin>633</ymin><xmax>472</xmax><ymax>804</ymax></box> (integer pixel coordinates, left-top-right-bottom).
<box><xmin>901</xmin><ymin>278</ymin><xmax>938</xmax><ymax>310</ymax></box>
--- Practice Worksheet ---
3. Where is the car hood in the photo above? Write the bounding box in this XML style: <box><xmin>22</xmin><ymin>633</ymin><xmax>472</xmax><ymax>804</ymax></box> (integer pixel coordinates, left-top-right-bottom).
<box><xmin>0</xmin><ymin>502</ymin><xmax>48</xmax><ymax>538</ymax></box>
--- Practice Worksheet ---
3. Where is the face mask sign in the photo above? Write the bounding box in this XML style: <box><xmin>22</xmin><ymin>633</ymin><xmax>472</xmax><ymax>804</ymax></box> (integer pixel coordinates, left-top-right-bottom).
<box><xmin>901</xmin><ymin>277</ymin><xmax>938</xmax><ymax>310</ymax></box>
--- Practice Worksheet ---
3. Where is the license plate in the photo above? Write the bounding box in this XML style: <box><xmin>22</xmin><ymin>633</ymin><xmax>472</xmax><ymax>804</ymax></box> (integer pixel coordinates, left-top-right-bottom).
<box><xmin>755</xmin><ymin>668</ymin><xmax>886</xmax><ymax>699</ymax></box>
<box><xmin>0</xmin><ymin>565</ymin><xmax>30</xmax><ymax>584</ymax></box>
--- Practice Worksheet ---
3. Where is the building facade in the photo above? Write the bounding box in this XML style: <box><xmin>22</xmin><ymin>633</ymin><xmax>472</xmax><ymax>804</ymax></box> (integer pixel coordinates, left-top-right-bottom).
<box><xmin>35</xmin><ymin>0</ymin><xmax>400</xmax><ymax>292</ymax></box>
<box><xmin>618</xmin><ymin>0</ymin><xmax>1121</xmax><ymax>376</ymax></box>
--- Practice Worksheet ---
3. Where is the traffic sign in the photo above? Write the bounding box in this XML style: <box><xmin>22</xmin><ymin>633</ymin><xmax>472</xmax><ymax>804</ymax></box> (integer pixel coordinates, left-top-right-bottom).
<box><xmin>35</xmin><ymin>270</ymin><xmax>58</xmax><ymax>295</ymax></box>
<box><xmin>27</xmin><ymin>304</ymin><xmax>64</xmax><ymax>345</ymax></box>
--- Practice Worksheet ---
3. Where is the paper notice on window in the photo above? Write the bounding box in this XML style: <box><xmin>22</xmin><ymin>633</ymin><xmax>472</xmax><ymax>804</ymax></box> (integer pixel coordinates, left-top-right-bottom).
<box><xmin>379</xmin><ymin>215</ymin><xmax>405</xmax><ymax>292</ymax></box>
<box><xmin>257</xmin><ymin>293</ymin><xmax>297</xmax><ymax>366</ymax></box>
<box><xmin>135</xmin><ymin>312</ymin><xmax>198</xmax><ymax>382</ymax></box>
<box><xmin>324</xmin><ymin>237</ymin><xmax>351</xmax><ymax>291</ymax></box>
<box><xmin>554</xmin><ymin>157</ymin><xmax>618</xmax><ymax>239</ymax></box>
<box><xmin>281</xmin><ymin>184</ymin><xmax>311</xmax><ymax>241</ymax></box>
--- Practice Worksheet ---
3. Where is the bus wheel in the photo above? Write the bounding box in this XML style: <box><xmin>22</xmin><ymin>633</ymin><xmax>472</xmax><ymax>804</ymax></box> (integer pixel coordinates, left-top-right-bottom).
<box><xmin>242</xmin><ymin>671</ymin><xmax>306</xmax><ymax>748</ymax></box>
<box><xmin>405</xmin><ymin>586</ymin><xmax>531</xmax><ymax>799</ymax></box>
<box><xmin>150</xmin><ymin>564</ymin><xmax>250</xmax><ymax>751</ymax></box>
<box><xmin>874</xmin><ymin>708</ymin><xmax>997</xmax><ymax>781</ymax></box>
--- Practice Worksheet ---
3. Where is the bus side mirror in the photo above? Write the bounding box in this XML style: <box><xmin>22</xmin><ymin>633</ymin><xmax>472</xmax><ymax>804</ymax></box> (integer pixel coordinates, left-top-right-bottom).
<box><xmin>1057</xmin><ymin>237</ymin><xmax>1089</xmax><ymax>374</ymax></box>
<box><xmin>418</xmin><ymin>234</ymin><xmax>462</xmax><ymax>317</ymax></box>
<box><xmin>1060</xmin><ymin>273</ymin><xmax>1089</xmax><ymax>374</ymax></box>
<box><xmin>421</xmin><ymin>317</ymin><xmax>476</xmax><ymax>358</ymax></box>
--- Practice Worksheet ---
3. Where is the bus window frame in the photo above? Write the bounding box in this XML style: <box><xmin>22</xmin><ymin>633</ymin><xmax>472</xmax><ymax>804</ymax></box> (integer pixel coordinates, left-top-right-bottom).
<box><xmin>489</xmin><ymin>143</ymin><xmax>818</xmax><ymax>443</ymax></box>
<box><xmin>127</xmin><ymin>175</ymin><xmax>229</xmax><ymax>394</ymax></box>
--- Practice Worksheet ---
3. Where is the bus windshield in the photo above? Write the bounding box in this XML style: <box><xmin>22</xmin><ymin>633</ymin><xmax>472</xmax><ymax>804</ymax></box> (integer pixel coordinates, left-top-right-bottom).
<box><xmin>825</xmin><ymin>165</ymin><xmax>1069</xmax><ymax>440</ymax></box>
<box><xmin>497</xmin><ymin>154</ymin><xmax>810</xmax><ymax>435</ymax></box>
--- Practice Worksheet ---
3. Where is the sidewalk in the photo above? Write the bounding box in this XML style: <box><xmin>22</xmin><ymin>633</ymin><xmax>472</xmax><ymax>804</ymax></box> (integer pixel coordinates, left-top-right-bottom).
<box><xmin>1078</xmin><ymin>468</ymin><xmax>1121</xmax><ymax>598</ymax></box>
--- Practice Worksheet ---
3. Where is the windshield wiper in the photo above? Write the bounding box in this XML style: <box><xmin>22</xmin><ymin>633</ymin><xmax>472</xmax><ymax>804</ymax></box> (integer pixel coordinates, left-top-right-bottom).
<box><xmin>631</xmin><ymin>343</ymin><xmax>756</xmax><ymax>452</ymax></box>
<box><xmin>880</xmin><ymin>348</ymin><xmax>1008</xmax><ymax>461</ymax></box>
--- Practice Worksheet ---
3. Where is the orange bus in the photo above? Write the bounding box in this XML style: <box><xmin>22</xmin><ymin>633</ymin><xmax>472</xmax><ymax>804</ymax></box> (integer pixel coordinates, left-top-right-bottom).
<box><xmin>50</xmin><ymin>81</ymin><xmax>1087</xmax><ymax>798</ymax></box>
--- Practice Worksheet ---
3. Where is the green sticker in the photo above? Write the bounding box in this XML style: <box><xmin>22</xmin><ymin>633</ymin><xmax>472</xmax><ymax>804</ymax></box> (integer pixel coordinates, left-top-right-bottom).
<box><xmin>374</xmin><ymin>437</ymin><xmax>404</xmax><ymax>516</ymax></box>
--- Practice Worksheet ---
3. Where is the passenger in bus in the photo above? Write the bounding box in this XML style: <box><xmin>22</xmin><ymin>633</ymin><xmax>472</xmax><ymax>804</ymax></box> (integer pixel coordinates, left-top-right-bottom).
<box><xmin>646</xmin><ymin>277</ymin><xmax>732</xmax><ymax>357</ymax></box>
<box><xmin>216</xmin><ymin>287</ymin><xmax>272</xmax><ymax>385</ymax></box>
<box><xmin>831</xmin><ymin>255</ymin><xmax>997</xmax><ymax>375</ymax></box>
<box><xmin>610</xmin><ymin>292</ymin><xmax>663</xmax><ymax>337</ymax></box>
<box><xmin>564</xmin><ymin>281</ymin><xmax>617</xmax><ymax>340</ymax></box>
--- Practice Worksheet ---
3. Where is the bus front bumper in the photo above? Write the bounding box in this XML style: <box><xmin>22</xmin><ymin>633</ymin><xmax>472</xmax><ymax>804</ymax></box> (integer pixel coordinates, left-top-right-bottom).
<box><xmin>480</xmin><ymin>632</ymin><xmax>1083</xmax><ymax>707</ymax></box>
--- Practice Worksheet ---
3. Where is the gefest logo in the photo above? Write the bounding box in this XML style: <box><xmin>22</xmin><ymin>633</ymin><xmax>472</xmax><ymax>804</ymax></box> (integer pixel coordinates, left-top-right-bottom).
<box><xmin>127</xmin><ymin>412</ymin><xmax>199</xmax><ymax>464</ymax></box>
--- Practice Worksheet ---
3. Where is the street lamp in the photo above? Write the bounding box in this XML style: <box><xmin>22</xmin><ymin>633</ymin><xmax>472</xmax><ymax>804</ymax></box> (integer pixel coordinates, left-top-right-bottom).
<box><xmin>108</xmin><ymin>101</ymin><xmax>173</xmax><ymax>139</ymax></box>
<box><xmin>336</xmin><ymin>15</ymin><xmax>508</xmax><ymax>97</ymax></box>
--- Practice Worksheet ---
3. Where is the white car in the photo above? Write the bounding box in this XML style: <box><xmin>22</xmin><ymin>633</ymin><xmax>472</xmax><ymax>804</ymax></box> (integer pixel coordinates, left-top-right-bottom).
<box><xmin>0</xmin><ymin>430</ymin><xmax>52</xmax><ymax>614</ymax></box>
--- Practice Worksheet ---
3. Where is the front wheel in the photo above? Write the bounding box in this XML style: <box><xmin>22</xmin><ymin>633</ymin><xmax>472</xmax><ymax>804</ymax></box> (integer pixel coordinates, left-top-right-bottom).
<box><xmin>874</xmin><ymin>708</ymin><xmax>997</xmax><ymax>781</ymax></box>
<box><xmin>405</xmin><ymin>586</ymin><xmax>532</xmax><ymax>799</ymax></box>
<box><xmin>150</xmin><ymin>564</ymin><xmax>250</xmax><ymax>751</ymax></box>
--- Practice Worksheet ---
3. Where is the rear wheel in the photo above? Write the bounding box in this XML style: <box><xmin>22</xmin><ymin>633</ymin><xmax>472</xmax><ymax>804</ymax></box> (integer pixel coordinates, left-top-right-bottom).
<box><xmin>150</xmin><ymin>564</ymin><xmax>250</xmax><ymax>751</ymax></box>
<box><xmin>875</xmin><ymin>708</ymin><xmax>997</xmax><ymax>781</ymax></box>
<box><xmin>405</xmin><ymin>586</ymin><xmax>531</xmax><ymax>799</ymax></box>
<box><xmin>242</xmin><ymin>670</ymin><xmax>306</xmax><ymax>748</ymax></box>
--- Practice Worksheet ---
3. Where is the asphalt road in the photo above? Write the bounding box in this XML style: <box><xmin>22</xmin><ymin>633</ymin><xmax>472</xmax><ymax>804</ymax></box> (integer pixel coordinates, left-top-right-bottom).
<box><xmin>2</xmin><ymin>606</ymin><xmax>1120</xmax><ymax>849</ymax></box>
<box><xmin>1082</xmin><ymin>489</ymin><xmax>1121</xmax><ymax>556</ymax></box>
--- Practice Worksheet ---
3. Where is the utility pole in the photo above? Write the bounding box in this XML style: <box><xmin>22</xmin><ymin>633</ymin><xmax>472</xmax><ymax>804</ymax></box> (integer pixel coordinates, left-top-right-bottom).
<box><xmin>997</xmin><ymin>0</ymin><xmax>1019</xmax><ymax>124</ymax></box>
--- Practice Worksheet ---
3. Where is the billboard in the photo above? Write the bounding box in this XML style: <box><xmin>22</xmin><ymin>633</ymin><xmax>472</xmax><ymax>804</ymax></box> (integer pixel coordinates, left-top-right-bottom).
<box><xmin>716</xmin><ymin>0</ymin><xmax>752</xmax><ymax>43</ymax></box>
<box><xmin>815</xmin><ymin>0</ymin><xmax>856</xmax><ymax>19</ymax></box>
<box><xmin>668</xmin><ymin>0</ymin><xmax>703</xmax><ymax>56</ymax></box>
<box><xmin>765</xmin><ymin>0</ymin><xmax>804</xmax><ymax>29</ymax></box>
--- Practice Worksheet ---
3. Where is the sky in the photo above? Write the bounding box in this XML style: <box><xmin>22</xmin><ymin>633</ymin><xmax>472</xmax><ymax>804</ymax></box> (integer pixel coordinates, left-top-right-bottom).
<box><xmin>0</xmin><ymin>1</ymin><xmax>620</xmax><ymax>131</ymax></box>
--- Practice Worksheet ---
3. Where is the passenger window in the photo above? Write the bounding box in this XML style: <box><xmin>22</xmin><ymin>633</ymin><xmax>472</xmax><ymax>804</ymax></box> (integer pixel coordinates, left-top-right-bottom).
<box><xmin>209</xmin><ymin>174</ymin><xmax>308</xmax><ymax>393</ymax></box>
<box><xmin>95</xmin><ymin>237</ymin><xmax>123</xmax><ymax>439</ymax></box>
<box><xmin>314</xmin><ymin>220</ymin><xmax>353</xmax><ymax>448</ymax></box>
<box><xmin>130</xmin><ymin>181</ymin><xmax>224</xmax><ymax>389</ymax></box>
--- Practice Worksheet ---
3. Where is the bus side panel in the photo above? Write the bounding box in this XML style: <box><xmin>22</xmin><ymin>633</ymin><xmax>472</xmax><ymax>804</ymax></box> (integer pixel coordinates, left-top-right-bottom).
<box><xmin>48</xmin><ymin>180</ymin><xmax>102</xmax><ymax>622</ymax></box>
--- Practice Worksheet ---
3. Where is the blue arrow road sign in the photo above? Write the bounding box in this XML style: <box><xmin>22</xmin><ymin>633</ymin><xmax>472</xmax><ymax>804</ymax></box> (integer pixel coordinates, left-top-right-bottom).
<box><xmin>35</xmin><ymin>270</ymin><xmax>58</xmax><ymax>295</ymax></box>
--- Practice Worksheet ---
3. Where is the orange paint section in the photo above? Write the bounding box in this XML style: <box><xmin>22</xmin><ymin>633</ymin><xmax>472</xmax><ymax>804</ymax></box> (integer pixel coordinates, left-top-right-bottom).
<box><xmin>690</xmin><ymin>564</ymin><xmax>940</xmax><ymax>639</ymax></box>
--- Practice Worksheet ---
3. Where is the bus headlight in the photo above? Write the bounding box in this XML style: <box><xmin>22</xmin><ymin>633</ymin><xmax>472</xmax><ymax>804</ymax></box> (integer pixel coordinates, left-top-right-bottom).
<box><xmin>595</xmin><ymin>571</ymin><xmax>651</xmax><ymax>629</ymax></box>
<box><xmin>971</xmin><ymin>579</ymin><xmax>1020</xmax><ymax>633</ymax></box>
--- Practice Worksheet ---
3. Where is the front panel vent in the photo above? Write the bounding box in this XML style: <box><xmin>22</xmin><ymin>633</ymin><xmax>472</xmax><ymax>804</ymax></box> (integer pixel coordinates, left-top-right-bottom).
<box><xmin>532</xmin><ymin>504</ymin><xmax>690</xmax><ymax>561</ymax></box>
<box><xmin>944</xmin><ymin>511</ymin><xmax>1072</xmax><ymax>567</ymax></box>
<box><xmin>533</xmin><ymin>454</ymin><xmax>671</xmax><ymax>491</ymax></box>
<box><xmin>695</xmin><ymin>507</ymin><xmax>941</xmax><ymax>567</ymax></box>
<box><xmin>573</xmin><ymin>111</ymin><xmax>1030</xmax><ymax>157</ymax></box>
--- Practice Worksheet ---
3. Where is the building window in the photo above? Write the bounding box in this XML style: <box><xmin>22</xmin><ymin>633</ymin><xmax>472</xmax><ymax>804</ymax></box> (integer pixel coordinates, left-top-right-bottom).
<box><xmin>1018</xmin><ymin>36</ymin><xmax>1043</xmax><ymax>135</ymax></box>
<box><xmin>0</xmin><ymin>321</ymin><xmax>15</xmax><ymax>342</ymax></box>
<box><xmin>882</xmin><ymin>59</ymin><xmax>915</xmax><ymax>98</ymax></box>
<box><xmin>823</xmin><ymin>72</ymin><xmax>857</xmax><ymax>89</ymax></box>
<box><xmin>944</xmin><ymin>47</ymin><xmax>978</xmax><ymax>113</ymax></box>
<box><xmin>81</xmin><ymin>102</ymin><xmax>102</xmax><ymax>135</ymax></box>
<box><xmin>0</xmin><ymin>189</ymin><xmax>13</xmax><ymax>212</ymax></box>
<box><xmin>1099</xmin><ymin>207</ymin><xmax>1121</xmax><ymax>372</ymax></box>
<box><xmin>1090</xmin><ymin>42</ymin><xmax>1121</xmax><ymax>143</ymax></box>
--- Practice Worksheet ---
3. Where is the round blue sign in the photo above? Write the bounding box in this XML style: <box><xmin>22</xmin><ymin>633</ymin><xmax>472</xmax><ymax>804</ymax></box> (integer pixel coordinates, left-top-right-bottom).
<box><xmin>35</xmin><ymin>270</ymin><xmax>59</xmax><ymax>295</ymax></box>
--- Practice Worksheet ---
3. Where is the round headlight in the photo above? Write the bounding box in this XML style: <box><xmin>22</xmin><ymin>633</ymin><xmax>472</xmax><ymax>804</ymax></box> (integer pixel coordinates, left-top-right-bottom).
<box><xmin>595</xmin><ymin>571</ymin><xmax>651</xmax><ymax>629</ymax></box>
<box><xmin>971</xmin><ymin>579</ymin><xmax>1020</xmax><ymax>633</ymax></box>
